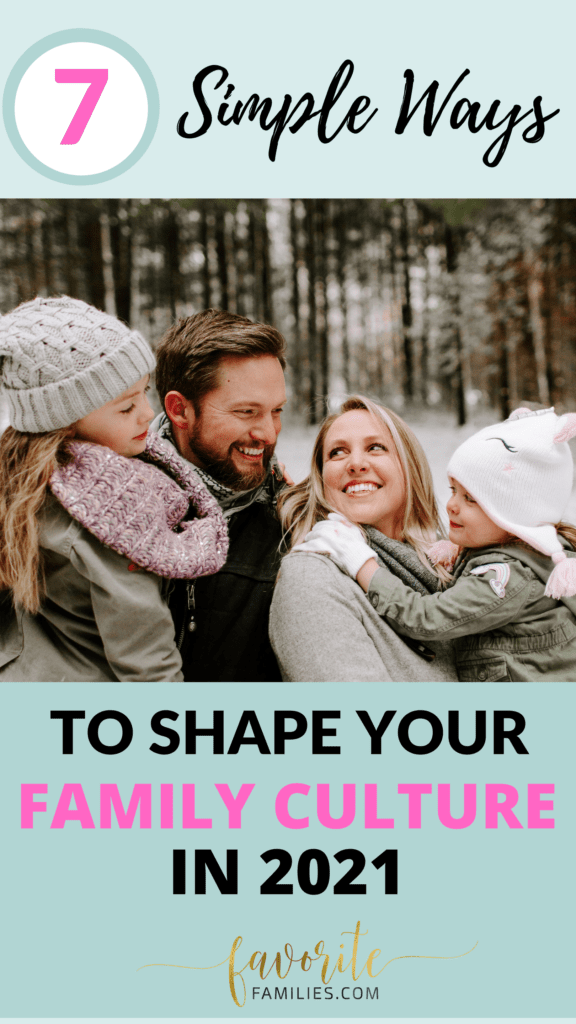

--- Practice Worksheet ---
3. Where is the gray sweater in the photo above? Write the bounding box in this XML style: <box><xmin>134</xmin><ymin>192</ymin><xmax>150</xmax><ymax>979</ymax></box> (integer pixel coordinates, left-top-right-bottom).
<box><xmin>269</xmin><ymin>552</ymin><xmax>457</xmax><ymax>682</ymax></box>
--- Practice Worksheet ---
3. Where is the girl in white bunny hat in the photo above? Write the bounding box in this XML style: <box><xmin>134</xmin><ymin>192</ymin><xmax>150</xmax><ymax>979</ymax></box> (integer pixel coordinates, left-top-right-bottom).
<box><xmin>296</xmin><ymin>407</ymin><xmax>576</xmax><ymax>681</ymax></box>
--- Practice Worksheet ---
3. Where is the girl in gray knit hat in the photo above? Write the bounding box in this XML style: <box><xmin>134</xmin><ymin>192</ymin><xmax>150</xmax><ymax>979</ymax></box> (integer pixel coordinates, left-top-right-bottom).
<box><xmin>0</xmin><ymin>296</ymin><xmax>228</xmax><ymax>682</ymax></box>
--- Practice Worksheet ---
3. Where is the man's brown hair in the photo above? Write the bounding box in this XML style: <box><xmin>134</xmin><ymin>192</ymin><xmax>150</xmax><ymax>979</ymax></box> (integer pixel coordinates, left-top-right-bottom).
<box><xmin>155</xmin><ymin>308</ymin><xmax>287</xmax><ymax>411</ymax></box>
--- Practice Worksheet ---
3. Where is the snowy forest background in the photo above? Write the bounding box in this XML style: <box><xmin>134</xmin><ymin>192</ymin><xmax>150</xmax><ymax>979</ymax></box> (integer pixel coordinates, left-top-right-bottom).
<box><xmin>1</xmin><ymin>197</ymin><xmax>575</xmax><ymax>516</ymax></box>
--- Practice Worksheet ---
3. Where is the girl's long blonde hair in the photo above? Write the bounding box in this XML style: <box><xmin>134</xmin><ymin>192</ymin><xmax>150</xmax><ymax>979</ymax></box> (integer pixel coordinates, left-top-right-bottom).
<box><xmin>278</xmin><ymin>395</ymin><xmax>449</xmax><ymax>580</ymax></box>
<box><xmin>0</xmin><ymin>426</ymin><xmax>72</xmax><ymax>613</ymax></box>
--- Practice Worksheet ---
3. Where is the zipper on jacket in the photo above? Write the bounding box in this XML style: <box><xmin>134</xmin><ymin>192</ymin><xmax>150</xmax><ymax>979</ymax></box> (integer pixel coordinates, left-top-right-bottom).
<box><xmin>177</xmin><ymin>581</ymin><xmax>197</xmax><ymax>650</ymax></box>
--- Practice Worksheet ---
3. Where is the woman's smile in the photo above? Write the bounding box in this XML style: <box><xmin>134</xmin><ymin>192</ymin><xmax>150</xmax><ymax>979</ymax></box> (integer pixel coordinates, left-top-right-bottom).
<box><xmin>343</xmin><ymin>480</ymin><xmax>381</xmax><ymax>495</ymax></box>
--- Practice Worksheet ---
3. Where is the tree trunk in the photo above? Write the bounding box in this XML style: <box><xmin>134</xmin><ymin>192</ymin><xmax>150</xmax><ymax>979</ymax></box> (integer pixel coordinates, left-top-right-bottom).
<box><xmin>289</xmin><ymin>199</ymin><xmax>304</xmax><ymax>413</ymax></box>
<box><xmin>64</xmin><ymin>200</ymin><xmax>79</xmax><ymax>298</ymax></box>
<box><xmin>99</xmin><ymin>209</ymin><xmax>117</xmax><ymax>315</ymax></box>
<box><xmin>107</xmin><ymin>199</ymin><xmax>132</xmax><ymax>324</ymax></box>
<box><xmin>303</xmin><ymin>200</ymin><xmax>318</xmax><ymax>423</ymax></box>
<box><xmin>313</xmin><ymin>199</ymin><xmax>329</xmax><ymax>419</ymax></box>
<box><xmin>445</xmin><ymin>224</ymin><xmax>466</xmax><ymax>426</ymax></box>
<box><xmin>199</xmin><ymin>201</ymin><xmax>211</xmax><ymax>309</ymax></box>
<box><xmin>399</xmin><ymin>200</ymin><xmax>414</xmax><ymax>401</ymax></box>
<box><xmin>163</xmin><ymin>204</ymin><xmax>181</xmax><ymax>321</ymax></box>
<box><xmin>80</xmin><ymin>201</ymin><xmax>105</xmax><ymax>311</ymax></box>
<box><xmin>526</xmin><ymin>252</ymin><xmax>551</xmax><ymax>406</ymax></box>
<box><xmin>259</xmin><ymin>200</ymin><xmax>273</xmax><ymax>324</ymax></box>
<box><xmin>215</xmin><ymin>205</ymin><xmax>229</xmax><ymax>310</ymax></box>
<box><xmin>335</xmin><ymin>201</ymin><xmax>351</xmax><ymax>394</ymax></box>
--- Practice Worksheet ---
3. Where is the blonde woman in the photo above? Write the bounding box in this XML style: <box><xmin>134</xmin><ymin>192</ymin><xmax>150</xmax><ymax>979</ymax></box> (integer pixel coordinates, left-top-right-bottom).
<box><xmin>269</xmin><ymin>396</ymin><xmax>457</xmax><ymax>681</ymax></box>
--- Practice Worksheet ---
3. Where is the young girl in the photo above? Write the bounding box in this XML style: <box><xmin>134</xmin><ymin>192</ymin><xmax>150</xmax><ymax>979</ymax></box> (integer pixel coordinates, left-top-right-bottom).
<box><xmin>0</xmin><ymin>296</ymin><xmax>228</xmax><ymax>682</ymax></box>
<box><xmin>296</xmin><ymin>407</ymin><xmax>576</xmax><ymax>681</ymax></box>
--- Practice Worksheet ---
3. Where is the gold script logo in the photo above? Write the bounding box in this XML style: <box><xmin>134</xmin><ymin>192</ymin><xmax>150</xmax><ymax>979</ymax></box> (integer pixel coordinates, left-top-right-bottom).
<box><xmin>138</xmin><ymin>921</ymin><xmax>478</xmax><ymax>1007</ymax></box>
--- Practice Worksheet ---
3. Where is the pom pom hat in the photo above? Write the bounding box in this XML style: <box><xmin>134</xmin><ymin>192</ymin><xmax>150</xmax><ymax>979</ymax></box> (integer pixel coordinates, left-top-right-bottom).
<box><xmin>0</xmin><ymin>296</ymin><xmax>156</xmax><ymax>432</ymax></box>
<box><xmin>447</xmin><ymin>406</ymin><xmax>576</xmax><ymax>598</ymax></box>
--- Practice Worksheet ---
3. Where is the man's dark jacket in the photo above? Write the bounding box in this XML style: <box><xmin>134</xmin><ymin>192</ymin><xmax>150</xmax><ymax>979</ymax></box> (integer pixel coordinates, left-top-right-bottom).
<box><xmin>152</xmin><ymin>415</ymin><xmax>283</xmax><ymax>682</ymax></box>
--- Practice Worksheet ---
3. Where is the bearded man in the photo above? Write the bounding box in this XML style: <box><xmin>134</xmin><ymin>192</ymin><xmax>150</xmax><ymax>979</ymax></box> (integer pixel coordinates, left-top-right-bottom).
<box><xmin>153</xmin><ymin>308</ymin><xmax>288</xmax><ymax>681</ymax></box>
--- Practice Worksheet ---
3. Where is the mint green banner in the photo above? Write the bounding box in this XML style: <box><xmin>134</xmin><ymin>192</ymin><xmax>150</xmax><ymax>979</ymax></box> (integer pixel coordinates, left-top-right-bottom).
<box><xmin>0</xmin><ymin>0</ymin><xmax>574</xmax><ymax>196</ymax></box>
<box><xmin>0</xmin><ymin>683</ymin><xmax>573</xmax><ymax>1017</ymax></box>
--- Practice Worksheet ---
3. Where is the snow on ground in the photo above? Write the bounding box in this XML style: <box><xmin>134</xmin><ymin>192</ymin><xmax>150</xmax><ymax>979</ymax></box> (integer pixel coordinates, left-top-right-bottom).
<box><xmin>276</xmin><ymin>408</ymin><xmax>576</xmax><ymax>528</ymax></box>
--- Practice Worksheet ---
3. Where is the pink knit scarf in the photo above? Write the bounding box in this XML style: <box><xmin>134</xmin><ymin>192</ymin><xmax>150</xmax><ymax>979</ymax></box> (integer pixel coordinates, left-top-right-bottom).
<box><xmin>50</xmin><ymin>431</ymin><xmax>228</xmax><ymax>579</ymax></box>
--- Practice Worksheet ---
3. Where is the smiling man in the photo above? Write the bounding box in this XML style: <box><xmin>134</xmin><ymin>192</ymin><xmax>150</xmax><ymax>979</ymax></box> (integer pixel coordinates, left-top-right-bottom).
<box><xmin>153</xmin><ymin>309</ymin><xmax>287</xmax><ymax>681</ymax></box>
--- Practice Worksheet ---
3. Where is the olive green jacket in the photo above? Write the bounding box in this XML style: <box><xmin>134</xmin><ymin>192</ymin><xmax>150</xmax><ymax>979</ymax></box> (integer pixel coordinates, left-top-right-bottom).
<box><xmin>0</xmin><ymin>496</ymin><xmax>183</xmax><ymax>682</ymax></box>
<box><xmin>367</xmin><ymin>541</ymin><xmax>576</xmax><ymax>682</ymax></box>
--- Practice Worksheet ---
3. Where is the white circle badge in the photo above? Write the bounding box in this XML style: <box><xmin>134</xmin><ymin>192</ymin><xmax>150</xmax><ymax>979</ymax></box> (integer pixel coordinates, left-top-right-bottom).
<box><xmin>3</xmin><ymin>29</ymin><xmax>159</xmax><ymax>184</ymax></box>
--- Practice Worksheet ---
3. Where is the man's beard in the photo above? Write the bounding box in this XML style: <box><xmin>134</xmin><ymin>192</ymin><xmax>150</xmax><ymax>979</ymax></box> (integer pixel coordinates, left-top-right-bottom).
<box><xmin>188</xmin><ymin>425</ymin><xmax>275</xmax><ymax>491</ymax></box>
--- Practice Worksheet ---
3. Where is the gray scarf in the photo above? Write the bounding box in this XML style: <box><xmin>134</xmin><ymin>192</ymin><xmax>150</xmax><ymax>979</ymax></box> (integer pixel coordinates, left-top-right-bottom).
<box><xmin>364</xmin><ymin>526</ymin><xmax>440</xmax><ymax>595</ymax></box>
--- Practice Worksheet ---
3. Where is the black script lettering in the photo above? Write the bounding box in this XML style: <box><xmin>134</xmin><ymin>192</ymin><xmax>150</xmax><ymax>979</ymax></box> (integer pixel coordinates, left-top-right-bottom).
<box><xmin>449</xmin><ymin>97</ymin><xmax>498</xmax><ymax>133</ymax></box>
<box><xmin>217</xmin><ymin>83</ymin><xmax>236</xmax><ymax>125</ymax></box>
<box><xmin>396</xmin><ymin>68</ymin><xmax>560</xmax><ymax>168</ymax></box>
<box><xmin>177</xmin><ymin>61</ymin><xmax>377</xmax><ymax>161</ymax></box>
<box><xmin>395</xmin><ymin>68</ymin><xmax>471</xmax><ymax>136</ymax></box>
<box><xmin>522</xmin><ymin>95</ymin><xmax>560</xmax><ymax>143</ymax></box>
<box><xmin>225</xmin><ymin>90</ymin><xmax>318</xmax><ymax>162</ymax></box>
<box><xmin>177</xmin><ymin>65</ymin><xmax>229</xmax><ymax>139</ymax></box>
<box><xmin>481</xmin><ymin>104</ymin><xmax>532</xmax><ymax>167</ymax></box>
<box><xmin>318</xmin><ymin>60</ymin><xmax>378</xmax><ymax>143</ymax></box>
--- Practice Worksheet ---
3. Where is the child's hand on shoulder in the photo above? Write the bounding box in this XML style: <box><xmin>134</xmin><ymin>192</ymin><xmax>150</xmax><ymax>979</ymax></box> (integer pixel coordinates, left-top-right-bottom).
<box><xmin>293</xmin><ymin>512</ymin><xmax>377</xmax><ymax>581</ymax></box>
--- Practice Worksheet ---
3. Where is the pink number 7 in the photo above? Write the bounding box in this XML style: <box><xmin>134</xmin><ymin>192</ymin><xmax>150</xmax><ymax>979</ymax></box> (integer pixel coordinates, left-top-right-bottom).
<box><xmin>55</xmin><ymin>69</ymin><xmax>108</xmax><ymax>145</ymax></box>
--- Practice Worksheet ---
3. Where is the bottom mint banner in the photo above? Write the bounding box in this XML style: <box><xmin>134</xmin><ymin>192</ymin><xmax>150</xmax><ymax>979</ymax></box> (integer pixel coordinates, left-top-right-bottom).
<box><xmin>0</xmin><ymin>683</ymin><xmax>573</xmax><ymax>1018</ymax></box>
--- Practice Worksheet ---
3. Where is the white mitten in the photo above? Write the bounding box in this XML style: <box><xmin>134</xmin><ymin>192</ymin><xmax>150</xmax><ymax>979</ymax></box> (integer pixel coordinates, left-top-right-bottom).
<box><xmin>293</xmin><ymin>513</ymin><xmax>376</xmax><ymax>578</ymax></box>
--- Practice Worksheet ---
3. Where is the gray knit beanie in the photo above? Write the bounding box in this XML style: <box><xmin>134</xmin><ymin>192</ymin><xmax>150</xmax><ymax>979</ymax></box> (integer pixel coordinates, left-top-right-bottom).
<box><xmin>0</xmin><ymin>295</ymin><xmax>156</xmax><ymax>432</ymax></box>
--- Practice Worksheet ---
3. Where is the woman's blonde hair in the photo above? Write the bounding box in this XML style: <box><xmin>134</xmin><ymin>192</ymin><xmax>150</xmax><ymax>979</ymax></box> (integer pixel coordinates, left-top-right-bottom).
<box><xmin>0</xmin><ymin>426</ymin><xmax>72</xmax><ymax>613</ymax></box>
<box><xmin>278</xmin><ymin>395</ymin><xmax>448</xmax><ymax>580</ymax></box>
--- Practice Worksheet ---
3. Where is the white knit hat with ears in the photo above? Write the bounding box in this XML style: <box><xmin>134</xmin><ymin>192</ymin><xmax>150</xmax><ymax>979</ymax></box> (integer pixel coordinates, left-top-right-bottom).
<box><xmin>0</xmin><ymin>295</ymin><xmax>155</xmax><ymax>433</ymax></box>
<box><xmin>443</xmin><ymin>406</ymin><xmax>576</xmax><ymax>598</ymax></box>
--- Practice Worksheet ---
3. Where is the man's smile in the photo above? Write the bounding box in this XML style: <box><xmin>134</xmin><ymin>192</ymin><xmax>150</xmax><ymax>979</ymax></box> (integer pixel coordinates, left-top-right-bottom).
<box><xmin>236</xmin><ymin>445</ymin><xmax>266</xmax><ymax>461</ymax></box>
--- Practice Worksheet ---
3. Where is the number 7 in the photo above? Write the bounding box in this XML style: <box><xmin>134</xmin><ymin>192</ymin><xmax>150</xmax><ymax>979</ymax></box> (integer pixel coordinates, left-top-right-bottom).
<box><xmin>55</xmin><ymin>69</ymin><xmax>108</xmax><ymax>145</ymax></box>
